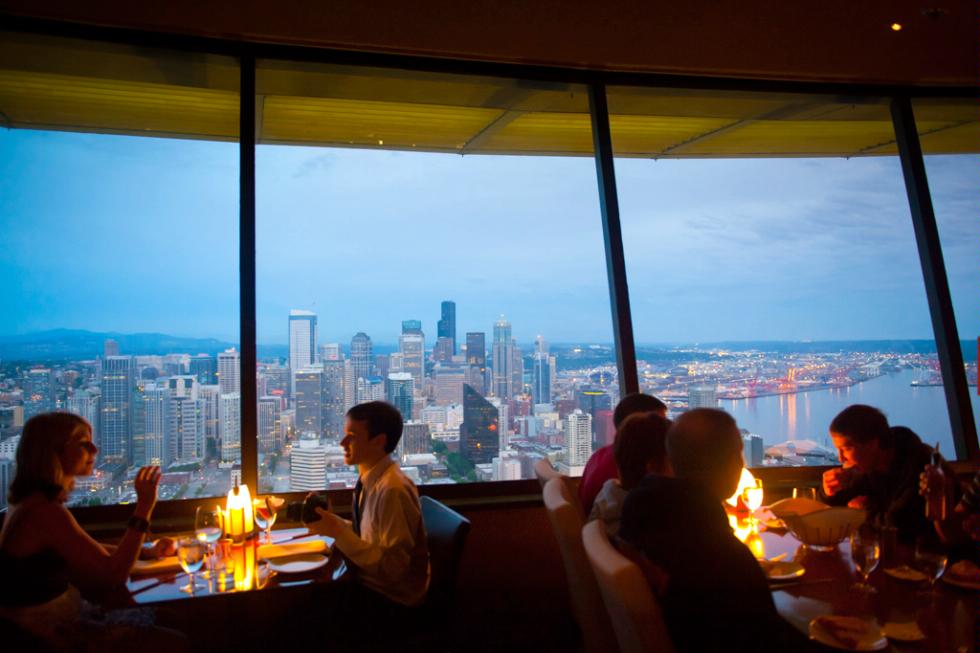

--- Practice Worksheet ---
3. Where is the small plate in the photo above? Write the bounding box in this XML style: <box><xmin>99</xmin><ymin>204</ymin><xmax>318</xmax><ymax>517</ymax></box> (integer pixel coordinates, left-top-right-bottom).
<box><xmin>760</xmin><ymin>559</ymin><xmax>805</xmax><ymax>581</ymax></box>
<box><xmin>266</xmin><ymin>553</ymin><xmax>328</xmax><ymax>574</ymax></box>
<box><xmin>809</xmin><ymin>616</ymin><xmax>887</xmax><ymax>651</ymax></box>
<box><xmin>883</xmin><ymin>621</ymin><xmax>925</xmax><ymax>643</ymax></box>
<box><xmin>883</xmin><ymin>565</ymin><xmax>928</xmax><ymax>583</ymax></box>
<box><xmin>942</xmin><ymin>574</ymin><xmax>980</xmax><ymax>592</ymax></box>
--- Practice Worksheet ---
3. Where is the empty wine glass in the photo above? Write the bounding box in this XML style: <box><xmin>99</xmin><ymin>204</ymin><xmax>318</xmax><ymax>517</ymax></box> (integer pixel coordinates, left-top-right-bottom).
<box><xmin>913</xmin><ymin>536</ymin><xmax>948</xmax><ymax>593</ymax></box>
<box><xmin>850</xmin><ymin>526</ymin><xmax>880</xmax><ymax>593</ymax></box>
<box><xmin>177</xmin><ymin>536</ymin><xmax>207</xmax><ymax>594</ymax></box>
<box><xmin>253</xmin><ymin>498</ymin><xmax>277</xmax><ymax>544</ymax></box>
<box><xmin>195</xmin><ymin>506</ymin><xmax>223</xmax><ymax>578</ymax></box>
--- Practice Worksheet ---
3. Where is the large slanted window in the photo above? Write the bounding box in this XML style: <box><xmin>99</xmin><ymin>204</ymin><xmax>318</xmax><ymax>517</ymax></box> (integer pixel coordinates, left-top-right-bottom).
<box><xmin>0</xmin><ymin>32</ymin><xmax>240</xmax><ymax>507</ymax></box>
<box><xmin>606</xmin><ymin>87</ymin><xmax>966</xmax><ymax>465</ymax></box>
<box><xmin>253</xmin><ymin>61</ymin><xmax>615</xmax><ymax>493</ymax></box>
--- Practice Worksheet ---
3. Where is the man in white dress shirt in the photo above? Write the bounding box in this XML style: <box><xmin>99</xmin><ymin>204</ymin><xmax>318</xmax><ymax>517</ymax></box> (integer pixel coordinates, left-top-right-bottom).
<box><xmin>309</xmin><ymin>401</ymin><xmax>430</xmax><ymax>612</ymax></box>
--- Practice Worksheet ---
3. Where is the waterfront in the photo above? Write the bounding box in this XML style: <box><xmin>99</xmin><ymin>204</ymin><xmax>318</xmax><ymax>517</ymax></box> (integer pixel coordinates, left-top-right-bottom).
<box><xmin>722</xmin><ymin>368</ymin><xmax>980</xmax><ymax>459</ymax></box>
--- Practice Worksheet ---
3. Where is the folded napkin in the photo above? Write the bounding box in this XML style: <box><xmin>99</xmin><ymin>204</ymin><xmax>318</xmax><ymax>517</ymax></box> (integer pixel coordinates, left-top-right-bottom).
<box><xmin>258</xmin><ymin>535</ymin><xmax>332</xmax><ymax>560</ymax></box>
<box><xmin>131</xmin><ymin>555</ymin><xmax>183</xmax><ymax>576</ymax></box>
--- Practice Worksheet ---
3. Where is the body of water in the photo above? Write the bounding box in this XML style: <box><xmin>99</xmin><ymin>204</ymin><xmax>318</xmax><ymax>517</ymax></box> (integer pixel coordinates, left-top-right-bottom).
<box><xmin>721</xmin><ymin>368</ymin><xmax>980</xmax><ymax>459</ymax></box>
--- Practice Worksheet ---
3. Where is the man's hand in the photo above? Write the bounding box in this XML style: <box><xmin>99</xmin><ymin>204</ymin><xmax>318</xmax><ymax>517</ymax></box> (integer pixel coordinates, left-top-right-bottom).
<box><xmin>141</xmin><ymin>537</ymin><xmax>177</xmax><ymax>559</ymax></box>
<box><xmin>847</xmin><ymin>496</ymin><xmax>868</xmax><ymax>510</ymax></box>
<box><xmin>307</xmin><ymin>507</ymin><xmax>349</xmax><ymax>539</ymax></box>
<box><xmin>822</xmin><ymin>466</ymin><xmax>853</xmax><ymax>497</ymax></box>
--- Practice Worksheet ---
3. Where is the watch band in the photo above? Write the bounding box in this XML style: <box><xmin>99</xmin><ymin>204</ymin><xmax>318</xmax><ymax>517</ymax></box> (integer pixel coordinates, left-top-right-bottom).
<box><xmin>127</xmin><ymin>515</ymin><xmax>151</xmax><ymax>533</ymax></box>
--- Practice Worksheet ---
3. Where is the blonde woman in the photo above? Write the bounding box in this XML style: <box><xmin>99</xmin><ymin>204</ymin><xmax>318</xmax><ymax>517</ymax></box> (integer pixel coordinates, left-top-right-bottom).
<box><xmin>0</xmin><ymin>412</ymin><xmax>178</xmax><ymax>649</ymax></box>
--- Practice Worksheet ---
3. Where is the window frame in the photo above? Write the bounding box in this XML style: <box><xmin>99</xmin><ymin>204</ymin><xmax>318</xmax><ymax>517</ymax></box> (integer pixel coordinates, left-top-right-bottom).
<box><xmin>1</xmin><ymin>15</ymin><xmax>976</xmax><ymax>526</ymax></box>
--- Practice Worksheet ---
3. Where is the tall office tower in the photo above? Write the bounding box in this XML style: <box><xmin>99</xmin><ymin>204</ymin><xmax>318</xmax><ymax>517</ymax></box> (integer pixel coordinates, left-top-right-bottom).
<box><xmin>465</xmin><ymin>332</ymin><xmax>486</xmax><ymax>395</ymax></box>
<box><xmin>511</xmin><ymin>340</ymin><xmax>524</xmax><ymax>396</ymax></box>
<box><xmin>100</xmin><ymin>356</ymin><xmax>135</xmax><ymax>463</ymax></box>
<box><xmin>350</xmin><ymin>332</ymin><xmax>373</xmax><ymax>381</ymax></box>
<box><xmin>217</xmin><ymin>348</ymin><xmax>241</xmax><ymax>394</ymax></box>
<box><xmin>219</xmin><ymin>392</ymin><xmax>241</xmax><ymax>464</ymax></box>
<box><xmin>0</xmin><ymin>405</ymin><xmax>24</xmax><ymax>430</ymax></box>
<box><xmin>258</xmin><ymin>396</ymin><xmax>282</xmax><ymax>452</ymax></box>
<box><xmin>356</xmin><ymin>376</ymin><xmax>385</xmax><ymax>404</ymax></box>
<box><xmin>397</xmin><ymin>421</ymin><xmax>432</xmax><ymax>459</ymax></box>
<box><xmin>103</xmin><ymin>338</ymin><xmax>120</xmax><ymax>357</ymax></box>
<box><xmin>743</xmin><ymin>431</ymin><xmax>764</xmax><ymax>467</ymax></box>
<box><xmin>162</xmin><ymin>354</ymin><xmax>190</xmax><ymax>376</ymax></box>
<box><xmin>494</xmin><ymin>452</ymin><xmax>523</xmax><ymax>481</ymax></box>
<box><xmin>342</xmin><ymin>360</ymin><xmax>356</xmax><ymax>412</ymax></box>
<box><xmin>189</xmin><ymin>354</ymin><xmax>217</xmax><ymax>385</ymax></box>
<box><xmin>67</xmin><ymin>387</ymin><xmax>100</xmax><ymax>435</ymax></box>
<box><xmin>24</xmin><ymin>368</ymin><xmax>55</xmax><ymax>420</ymax></box>
<box><xmin>279</xmin><ymin>409</ymin><xmax>296</xmax><ymax>447</ymax></box>
<box><xmin>398</xmin><ymin>324</ymin><xmax>425</xmax><ymax>388</ymax></box>
<box><xmin>460</xmin><ymin>384</ymin><xmax>500</xmax><ymax>465</ymax></box>
<box><xmin>532</xmin><ymin>337</ymin><xmax>552</xmax><ymax>405</ymax></box>
<box><xmin>319</xmin><ymin>343</ymin><xmax>341</xmax><ymax>362</ymax></box>
<box><xmin>166</xmin><ymin>376</ymin><xmax>200</xmax><ymax>462</ymax></box>
<box><xmin>374</xmin><ymin>354</ymin><xmax>391</xmax><ymax>379</ymax></box>
<box><xmin>388</xmin><ymin>352</ymin><xmax>404</xmax><ymax>373</ymax></box>
<box><xmin>294</xmin><ymin>369</ymin><xmax>324</xmax><ymax>437</ymax></box>
<box><xmin>437</xmin><ymin>301</ymin><xmax>456</xmax><ymax>354</ymax></box>
<box><xmin>386</xmin><ymin>372</ymin><xmax>414</xmax><ymax>420</ymax></box>
<box><xmin>401</xmin><ymin>319</ymin><xmax>423</xmax><ymax>335</ymax></box>
<box><xmin>321</xmin><ymin>360</ymin><xmax>346</xmax><ymax>439</ymax></box>
<box><xmin>688</xmin><ymin>385</ymin><xmax>718</xmax><ymax>409</ymax></box>
<box><xmin>261</xmin><ymin>364</ymin><xmax>290</xmax><ymax>399</ymax></box>
<box><xmin>565</xmin><ymin>409</ymin><xmax>593</xmax><ymax>467</ymax></box>
<box><xmin>433</xmin><ymin>365</ymin><xmax>466</xmax><ymax>406</ymax></box>
<box><xmin>549</xmin><ymin>355</ymin><xmax>557</xmax><ymax>399</ymax></box>
<box><xmin>289</xmin><ymin>309</ymin><xmax>318</xmax><ymax>375</ymax></box>
<box><xmin>140</xmin><ymin>382</ymin><xmax>168</xmax><ymax>466</ymax></box>
<box><xmin>290</xmin><ymin>432</ymin><xmax>326</xmax><ymax>491</ymax></box>
<box><xmin>197</xmin><ymin>385</ymin><xmax>220</xmax><ymax>459</ymax></box>
<box><xmin>491</xmin><ymin>318</ymin><xmax>513</xmax><ymax>399</ymax></box>
<box><xmin>0</xmin><ymin>458</ymin><xmax>12</xmax><ymax>510</ymax></box>
<box><xmin>431</xmin><ymin>337</ymin><xmax>452</xmax><ymax>363</ymax></box>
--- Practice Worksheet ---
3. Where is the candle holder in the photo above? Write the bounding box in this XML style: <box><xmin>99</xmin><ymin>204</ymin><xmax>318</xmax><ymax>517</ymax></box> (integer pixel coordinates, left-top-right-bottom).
<box><xmin>225</xmin><ymin>484</ymin><xmax>256</xmax><ymax>544</ymax></box>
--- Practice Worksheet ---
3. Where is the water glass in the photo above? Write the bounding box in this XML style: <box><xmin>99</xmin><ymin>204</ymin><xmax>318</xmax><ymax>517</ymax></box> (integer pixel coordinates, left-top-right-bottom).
<box><xmin>913</xmin><ymin>537</ymin><xmax>948</xmax><ymax>592</ymax></box>
<box><xmin>195</xmin><ymin>506</ymin><xmax>224</xmax><ymax>577</ymax></box>
<box><xmin>253</xmin><ymin>498</ymin><xmax>278</xmax><ymax>543</ymax></box>
<box><xmin>850</xmin><ymin>527</ymin><xmax>880</xmax><ymax>593</ymax></box>
<box><xmin>177</xmin><ymin>536</ymin><xmax>207</xmax><ymax>594</ymax></box>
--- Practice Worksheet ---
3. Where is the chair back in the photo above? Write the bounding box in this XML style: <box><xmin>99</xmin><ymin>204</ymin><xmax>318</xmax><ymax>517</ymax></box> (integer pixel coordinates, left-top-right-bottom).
<box><xmin>582</xmin><ymin>520</ymin><xmax>675</xmax><ymax>653</ymax></box>
<box><xmin>420</xmin><ymin>495</ymin><xmax>471</xmax><ymax>609</ymax></box>
<box><xmin>533</xmin><ymin>458</ymin><xmax>561</xmax><ymax>488</ymax></box>
<box><xmin>542</xmin><ymin>478</ymin><xmax>617</xmax><ymax>653</ymax></box>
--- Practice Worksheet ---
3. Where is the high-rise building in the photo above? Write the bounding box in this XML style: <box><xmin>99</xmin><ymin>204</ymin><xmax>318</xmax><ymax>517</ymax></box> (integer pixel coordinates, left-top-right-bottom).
<box><xmin>743</xmin><ymin>432</ymin><xmax>764</xmax><ymax>467</ymax></box>
<box><xmin>219</xmin><ymin>392</ymin><xmax>241</xmax><ymax>464</ymax></box>
<box><xmin>189</xmin><ymin>354</ymin><xmax>217</xmax><ymax>385</ymax></box>
<box><xmin>24</xmin><ymin>368</ymin><xmax>55</xmax><ymax>420</ymax></box>
<box><xmin>433</xmin><ymin>365</ymin><xmax>466</xmax><ymax>406</ymax></box>
<box><xmin>398</xmin><ymin>421</ymin><xmax>432</xmax><ymax>459</ymax></box>
<box><xmin>460</xmin><ymin>384</ymin><xmax>499</xmax><ymax>465</ymax></box>
<box><xmin>465</xmin><ymin>332</ymin><xmax>486</xmax><ymax>395</ymax></box>
<box><xmin>356</xmin><ymin>376</ymin><xmax>385</xmax><ymax>404</ymax></box>
<box><xmin>289</xmin><ymin>309</ymin><xmax>318</xmax><ymax>379</ymax></box>
<box><xmin>142</xmin><ymin>381</ymin><xmax>169</xmax><ymax>466</ymax></box>
<box><xmin>491</xmin><ymin>318</ymin><xmax>513</xmax><ymax>399</ymax></box>
<box><xmin>294</xmin><ymin>369</ymin><xmax>323</xmax><ymax>436</ymax></box>
<box><xmin>100</xmin><ymin>356</ymin><xmax>135</xmax><ymax>463</ymax></box>
<box><xmin>290</xmin><ymin>432</ymin><xmax>326</xmax><ymax>491</ymax></box>
<box><xmin>688</xmin><ymin>385</ymin><xmax>718</xmax><ymax>409</ymax></box>
<box><xmin>342</xmin><ymin>360</ymin><xmax>356</xmax><ymax>412</ymax></box>
<box><xmin>433</xmin><ymin>337</ymin><xmax>454</xmax><ymax>363</ymax></box>
<box><xmin>511</xmin><ymin>339</ymin><xmax>524</xmax><ymax>397</ymax></box>
<box><xmin>532</xmin><ymin>336</ymin><xmax>552</xmax><ymax>405</ymax></box>
<box><xmin>399</xmin><ymin>329</ymin><xmax>425</xmax><ymax>388</ymax></box>
<box><xmin>386</xmin><ymin>372</ymin><xmax>414</xmax><ymax>420</ymax></box>
<box><xmin>374</xmin><ymin>354</ymin><xmax>391</xmax><ymax>379</ymax></box>
<box><xmin>437</xmin><ymin>300</ymin><xmax>456</xmax><ymax>354</ymax></box>
<box><xmin>217</xmin><ymin>348</ymin><xmax>241</xmax><ymax>394</ymax></box>
<box><xmin>197</xmin><ymin>385</ymin><xmax>220</xmax><ymax>459</ymax></box>
<box><xmin>162</xmin><ymin>354</ymin><xmax>190</xmax><ymax>376</ymax></box>
<box><xmin>0</xmin><ymin>458</ymin><xmax>12</xmax><ymax>510</ymax></box>
<box><xmin>350</xmin><ymin>332</ymin><xmax>373</xmax><ymax>381</ymax></box>
<box><xmin>321</xmin><ymin>360</ymin><xmax>346</xmax><ymax>439</ymax></box>
<box><xmin>565</xmin><ymin>409</ymin><xmax>593</xmax><ymax>467</ymax></box>
<box><xmin>67</xmin><ymin>387</ymin><xmax>100</xmax><ymax>435</ymax></box>
<box><xmin>103</xmin><ymin>338</ymin><xmax>120</xmax><ymax>357</ymax></box>
<box><xmin>319</xmin><ymin>343</ymin><xmax>341</xmax><ymax>362</ymax></box>
<box><xmin>258</xmin><ymin>396</ymin><xmax>282</xmax><ymax>452</ymax></box>
<box><xmin>169</xmin><ymin>392</ymin><xmax>201</xmax><ymax>463</ymax></box>
<box><xmin>401</xmin><ymin>319</ymin><xmax>423</xmax><ymax>335</ymax></box>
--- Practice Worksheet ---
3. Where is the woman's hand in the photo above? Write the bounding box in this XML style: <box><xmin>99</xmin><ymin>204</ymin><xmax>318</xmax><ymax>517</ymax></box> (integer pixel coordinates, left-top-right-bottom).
<box><xmin>133</xmin><ymin>466</ymin><xmax>161</xmax><ymax>519</ymax></box>
<box><xmin>140</xmin><ymin>537</ymin><xmax>177</xmax><ymax>559</ymax></box>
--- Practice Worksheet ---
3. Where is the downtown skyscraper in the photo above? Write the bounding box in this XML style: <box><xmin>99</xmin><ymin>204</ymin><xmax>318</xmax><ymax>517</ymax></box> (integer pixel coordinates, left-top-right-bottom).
<box><xmin>460</xmin><ymin>383</ymin><xmax>500</xmax><ymax>465</ymax></box>
<box><xmin>492</xmin><ymin>317</ymin><xmax>513</xmax><ymax>399</ymax></box>
<box><xmin>437</xmin><ymin>300</ymin><xmax>456</xmax><ymax>354</ymax></box>
<box><xmin>289</xmin><ymin>309</ymin><xmax>318</xmax><ymax>375</ymax></box>
<box><xmin>100</xmin><ymin>356</ymin><xmax>135</xmax><ymax>463</ymax></box>
<box><xmin>399</xmin><ymin>320</ymin><xmax>425</xmax><ymax>390</ymax></box>
<box><xmin>532</xmin><ymin>335</ymin><xmax>552</xmax><ymax>405</ymax></box>
<box><xmin>350</xmin><ymin>332</ymin><xmax>373</xmax><ymax>382</ymax></box>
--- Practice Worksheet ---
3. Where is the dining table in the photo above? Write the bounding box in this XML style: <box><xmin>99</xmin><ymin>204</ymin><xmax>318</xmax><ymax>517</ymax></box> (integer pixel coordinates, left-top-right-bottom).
<box><xmin>755</xmin><ymin>522</ymin><xmax>978</xmax><ymax>652</ymax></box>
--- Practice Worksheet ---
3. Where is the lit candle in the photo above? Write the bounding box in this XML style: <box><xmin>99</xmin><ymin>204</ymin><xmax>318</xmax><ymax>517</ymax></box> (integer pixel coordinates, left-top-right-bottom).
<box><xmin>226</xmin><ymin>485</ymin><xmax>253</xmax><ymax>544</ymax></box>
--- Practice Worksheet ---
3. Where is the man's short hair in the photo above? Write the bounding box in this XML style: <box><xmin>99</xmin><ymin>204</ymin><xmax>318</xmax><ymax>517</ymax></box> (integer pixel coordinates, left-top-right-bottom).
<box><xmin>613</xmin><ymin>393</ymin><xmax>667</xmax><ymax>429</ymax></box>
<box><xmin>347</xmin><ymin>401</ymin><xmax>404</xmax><ymax>454</ymax></box>
<box><xmin>830</xmin><ymin>405</ymin><xmax>891</xmax><ymax>448</ymax></box>
<box><xmin>614</xmin><ymin>412</ymin><xmax>672</xmax><ymax>490</ymax></box>
<box><xmin>666</xmin><ymin>408</ymin><xmax>741</xmax><ymax>481</ymax></box>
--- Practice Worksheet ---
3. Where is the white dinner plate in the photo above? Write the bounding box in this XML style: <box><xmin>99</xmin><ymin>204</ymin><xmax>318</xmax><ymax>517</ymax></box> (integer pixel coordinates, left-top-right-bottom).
<box><xmin>265</xmin><ymin>553</ymin><xmax>328</xmax><ymax>574</ymax></box>
<box><xmin>809</xmin><ymin>616</ymin><xmax>887</xmax><ymax>651</ymax></box>
<box><xmin>883</xmin><ymin>565</ymin><xmax>928</xmax><ymax>583</ymax></box>
<box><xmin>761</xmin><ymin>560</ymin><xmax>805</xmax><ymax>581</ymax></box>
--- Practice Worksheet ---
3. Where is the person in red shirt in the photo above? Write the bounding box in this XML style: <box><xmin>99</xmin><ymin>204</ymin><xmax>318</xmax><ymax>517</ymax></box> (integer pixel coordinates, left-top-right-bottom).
<box><xmin>579</xmin><ymin>393</ymin><xmax>667</xmax><ymax>515</ymax></box>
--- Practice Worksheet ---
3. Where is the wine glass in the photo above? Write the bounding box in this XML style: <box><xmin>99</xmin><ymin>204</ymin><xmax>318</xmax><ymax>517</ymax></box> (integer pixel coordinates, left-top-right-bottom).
<box><xmin>742</xmin><ymin>479</ymin><xmax>764</xmax><ymax>512</ymax></box>
<box><xmin>195</xmin><ymin>506</ymin><xmax>224</xmax><ymax>577</ymax></box>
<box><xmin>792</xmin><ymin>487</ymin><xmax>817</xmax><ymax>501</ymax></box>
<box><xmin>849</xmin><ymin>526</ymin><xmax>880</xmax><ymax>593</ymax></box>
<box><xmin>913</xmin><ymin>537</ymin><xmax>948</xmax><ymax>593</ymax></box>
<box><xmin>177</xmin><ymin>536</ymin><xmax>207</xmax><ymax>594</ymax></box>
<box><xmin>253</xmin><ymin>498</ymin><xmax>277</xmax><ymax>544</ymax></box>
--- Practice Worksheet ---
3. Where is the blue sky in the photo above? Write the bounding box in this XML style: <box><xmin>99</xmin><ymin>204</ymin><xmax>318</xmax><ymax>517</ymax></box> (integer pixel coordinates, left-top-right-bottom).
<box><xmin>1</xmin><ymin>129</ymin><xmax>975</xmax><ymax>345</ymax></box>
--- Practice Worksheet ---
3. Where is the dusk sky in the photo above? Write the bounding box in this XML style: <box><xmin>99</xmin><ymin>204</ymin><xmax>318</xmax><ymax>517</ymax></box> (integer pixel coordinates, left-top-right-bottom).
<box><xmin>1</xmin><ymin>128</ymin><xmax>975</xmax><ymax>346</ymax></box>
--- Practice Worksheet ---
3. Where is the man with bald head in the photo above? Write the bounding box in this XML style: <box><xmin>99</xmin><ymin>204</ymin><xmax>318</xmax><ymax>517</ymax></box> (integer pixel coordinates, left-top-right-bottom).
<box><xmin>619</xmin><ymin>408</ymin><xmax>826</xmax><ymax>653</ymax></box>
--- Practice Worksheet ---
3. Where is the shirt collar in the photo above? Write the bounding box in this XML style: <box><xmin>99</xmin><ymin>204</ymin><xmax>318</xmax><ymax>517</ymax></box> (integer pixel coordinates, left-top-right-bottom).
<box><xmin>361</xmin><ymin>455</ymin><xmax>394</xmax><ymax>492</ymax></box>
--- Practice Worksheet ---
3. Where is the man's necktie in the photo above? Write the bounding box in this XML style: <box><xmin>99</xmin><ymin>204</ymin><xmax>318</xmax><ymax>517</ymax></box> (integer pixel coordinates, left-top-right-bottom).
<box><xmin>351</xmin><ymin>478</ymin><xmax>363</xmax><ymax>536</ymax></box>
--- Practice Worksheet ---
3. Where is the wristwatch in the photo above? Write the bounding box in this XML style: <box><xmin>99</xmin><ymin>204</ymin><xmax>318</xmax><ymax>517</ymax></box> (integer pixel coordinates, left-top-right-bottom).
<box><xmin>127</xmin><ymin>515</ymin><xmax>151</xmax><ymax>533</ymax></box>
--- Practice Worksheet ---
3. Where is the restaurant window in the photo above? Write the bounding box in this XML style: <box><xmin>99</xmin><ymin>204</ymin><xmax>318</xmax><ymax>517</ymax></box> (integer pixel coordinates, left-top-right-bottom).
<box><xmin>606</xmin><ymin>87</ymin><xmax>964</xmax><ymax>466</ymax></box>
<box><xmin>913</xmin><ymin>98</ymin><xmax>980</xmax><ymax>455</ymax></box>
<box><xmin>0</xmin><ymin>32</ymin><xmax>240</xmax><ymax>508</ymax></box>
<box><xmin>254</xmin><ymin>60</ymin><xmax>615</xmax><ymax>492</ymax></box>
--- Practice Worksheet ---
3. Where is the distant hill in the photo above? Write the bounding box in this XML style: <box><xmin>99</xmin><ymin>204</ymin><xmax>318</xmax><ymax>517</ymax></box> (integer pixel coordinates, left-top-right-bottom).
<box><xmin>0</xmin><ymin>329</ymin><xmax>236</xmax><ymax>361</ymax></box>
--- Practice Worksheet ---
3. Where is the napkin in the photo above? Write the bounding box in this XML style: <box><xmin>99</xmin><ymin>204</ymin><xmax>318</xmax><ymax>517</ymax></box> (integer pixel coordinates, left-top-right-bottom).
<box><xmin>131</xmin><ymin>556</ymin><xmax>183</xmax><ymax>576</ymax></box>
<box><xmin>258</xmin><ymin>535</ymin><xmax>332</xmax><ymax>560</ymax></box>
